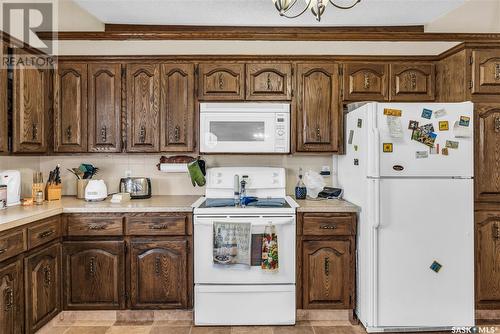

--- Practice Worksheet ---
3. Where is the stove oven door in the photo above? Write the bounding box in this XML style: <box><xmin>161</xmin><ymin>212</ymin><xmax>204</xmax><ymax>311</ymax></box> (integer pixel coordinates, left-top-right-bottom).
<box><xmin>194</xmin><ymin>215</ymin><xmax>295</xmax><ymax>284</ymax></box>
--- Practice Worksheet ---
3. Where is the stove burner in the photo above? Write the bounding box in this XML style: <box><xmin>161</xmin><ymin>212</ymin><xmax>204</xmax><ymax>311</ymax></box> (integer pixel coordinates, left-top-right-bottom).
<box><xmin>199</xmin><ymin>197</ymin><xmax>290</xmax><ymax>209</ymax></box>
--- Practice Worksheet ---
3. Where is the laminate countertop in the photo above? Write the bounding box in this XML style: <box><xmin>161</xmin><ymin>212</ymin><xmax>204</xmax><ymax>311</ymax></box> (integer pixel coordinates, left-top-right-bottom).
<box><xmin>294</xmin><ymin>198</ymin><xmax>360</xmax><ymax>213</ymax></box>
<box><xmin>0</xmin><ymin>195</ymin><xmax>200</xmax><ymax>232</ymax></box>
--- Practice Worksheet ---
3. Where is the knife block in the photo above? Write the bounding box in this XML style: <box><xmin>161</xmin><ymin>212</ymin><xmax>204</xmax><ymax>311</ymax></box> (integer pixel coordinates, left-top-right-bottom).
<box><xmin>46</xmin><ymin>184</ymin><xmax>62</xmax><ymax>201</ymax></box>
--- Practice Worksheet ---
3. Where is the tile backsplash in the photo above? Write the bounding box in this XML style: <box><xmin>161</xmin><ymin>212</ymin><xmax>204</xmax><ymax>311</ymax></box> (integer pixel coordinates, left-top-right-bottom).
<box><xmin>1</xmin><ymin>154</ymin><xmax>337</xmax><ymax>197</ymax></box>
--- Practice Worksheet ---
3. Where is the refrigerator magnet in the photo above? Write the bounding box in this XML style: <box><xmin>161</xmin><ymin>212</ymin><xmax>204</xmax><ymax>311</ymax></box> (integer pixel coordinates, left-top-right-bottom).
<box><xmin>383</xmin><ymin>108</ymin><xmax>402</xmax><ymax>117</ymax></box>
<box><xmin>387</xmin><ymin>116</ymin><xmax>404</xmax><ymax>138</ymax></box>
<box><xmin>442</xmin><ymin>147</ymin><xmax>449</xmax><ymax>156</ymax></box>
<box><xmin>429</xmin><ymin>143</ymin><xmax>440</xmax><ymax>155</ymax></box>
<box><xmin>408</xmin><ymin>120</ymin><xmax>419</xmax><ymax>130</ymax></box>
<box><xmin>354</xmin><ymin>145</ymin><xmax>359</xmax><ymax>151</ymax></box>
<box><xmin>434</xmin><ymin>109</ymin><xmax>447</xmax><ymax>118</ymax></box>
<box><xmin>416</xmin><ymin>151</ymin><xmax>428</xmax><ymax>159</ymax></box>
<box><xmin>453</xmin><ymin>121</ymin><xmax>472</xmax><ymax>138</ymax></box>
<box><xmin>459</xmin><ymin>116</ymin><xmax>471</xmax><ymax>127</ymax></box>
<box><xmin>357</xmin><ymin>118</ymin><xmax>363</xmax><ymax>128</ymax></box>
<box><xmin>430</xmin><ymin>261</ymin><xmax>442</xmax><ymax>273</ymax></box>
<box><xmin>348</xmin><ymin>130</ymin><xmax>354</xmax><ymax>144</ymax></box>
<box><xmin>382</xmin><ymin>143</ymin><xmax>393</xmax><ymax>153</ymax></box>
<box><xmin>438</xmin><ymin>121</ymin><xmax>449</xmax><ymax>131</ymax></box>
<box><xmin>421</xmin><ymin>108</ymin><xmax>433</xmax><ymax>119</ymax></box>
<box><xmin>353</xmin><ymin>159</ymin><xmax>359</xmax><ymax>166</ymax></box>
<box><xmin>445</xmin><ymin>140</ymin><xmax>459</xmax><ymax>149</ymax></box>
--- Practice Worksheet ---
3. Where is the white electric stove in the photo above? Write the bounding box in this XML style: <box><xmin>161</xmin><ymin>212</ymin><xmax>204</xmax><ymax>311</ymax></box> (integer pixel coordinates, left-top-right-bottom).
<box><xmin>192</xmin><ymin>167</ymin><xmax>297</xmax><ymax>326</ymax></box>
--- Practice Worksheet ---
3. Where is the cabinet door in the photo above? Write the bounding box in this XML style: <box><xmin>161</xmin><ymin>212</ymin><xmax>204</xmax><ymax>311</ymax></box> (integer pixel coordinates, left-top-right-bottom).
<box><xmin>54</xmin><ymin>63</ymin><xmax>87</xmax><ymax>152</ymax></box>
<box><xmin>88</xmin><ymin>63</ymin><xmax>122</xmax><ymax>153</ymax></box>
<box><xmin>475</xmin><ymin>104</ymin><xmax>500</xmax><ymax>202</ymax></box>
<box><xmin>476</xmin><ymin>211</ymin><xmax>500</xmax><ymax>308</ymax></box>
<box><xmin>24</xmin><ymin>243</ymin><xmax>60</xmax><ymax>334</ymax></box>
<box><xmin>472</xmin><ymin>50</ymin><xmax>500</xmax><ymax>95</ymax></box>
<box><xmin>390</xmin><ymin>63</ymin><xmax>435</xmax><ymax>101</ymax></box>
<box><xmin>13</xmin><ymin>54</ymin><xmax>50</xmax><ymax>153</ymax></box>
<box><xmin>343</xmin><ymin>63</ymin><xmax>389</xmax><ymax>101</ymax></box>
<box><xmin>0</xmin><ymin>41</ymin><xmax>7</xmax><ymax>153</ymax></box>
<box><xmin>198</xmin><ymin>63</ymin><xmax>244</xmax><ymax>100</ymax></box>
<box><xmin>63</xmin><ymin>241</ymin><xmax>125</xmax><ymax>310</ymax></box>
<box><xmin>160</xmin><ymin>63</ymin><xmax>195</xmax><ymax>152</ymax></box>
<box><xmin>302</xmin><ymin>240</ymin><xmax>352</xmax><ymax>309</ymax></box>
<box><xmin>129</xmin><ymin>240</ymin><xmax>187</xmax><ymax>309</ymax></box>
<box><xmin>296</xmin><ymin>63</ymin><xmax>340</xmax><ymax>152</ymax></box>
<box><xmin>0</xmin><ymin>259</ymin><xmax>23</xmax><ymax>334</ymax></box>
<box><xmin>246</xmin><ymin>63</ymin><xmax>292</xmax><ymax>100</ymax></box>
<box><xmin>126</xmin><ymin>64</ymin><xmax>160</xmax><ymax>152</ymax></box>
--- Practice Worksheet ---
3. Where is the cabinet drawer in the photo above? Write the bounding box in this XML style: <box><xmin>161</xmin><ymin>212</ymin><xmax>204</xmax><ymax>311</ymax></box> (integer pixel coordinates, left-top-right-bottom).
<box><xmin>302</xmin><ymin>214</ymin><xmax>355</xmax><ymax>236</ymax></box>
<box><xmin>0</xmin><ymin>229</ymin><xmax>26</xmax><ymax>262</ymax></box>
<box><xmin>126</xmin><ymin>214</ymin><xmax>188</xmax><ymax>236</ymax></box>
<box><xmin>28</xmin><ymin>215</ymin><xmax>61</xmax><ymax>249</ymax></box>
<box><xmin>67</xmin><ymin>215</ymin><xmax>123</xmax><ymax>236</ymax></box>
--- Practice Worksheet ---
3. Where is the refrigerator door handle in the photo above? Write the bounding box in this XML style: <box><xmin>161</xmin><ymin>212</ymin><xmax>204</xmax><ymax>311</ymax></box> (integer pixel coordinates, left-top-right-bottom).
<box><xmin>372</xmin><ymin>179</ymin><xmax>381</xmax><ymax>229</ymax></box>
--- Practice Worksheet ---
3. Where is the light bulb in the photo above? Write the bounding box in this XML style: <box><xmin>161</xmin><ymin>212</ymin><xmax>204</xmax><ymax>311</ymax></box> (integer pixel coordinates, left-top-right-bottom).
<box><xmin>304</xmin><ymin>0</ymin><xmax>327</xmax><ymax>21</ymax></box>
<box><xmin>272</xmin><ymin>0</ymin><xmax>294</xmax><ymax>12</ymax></box>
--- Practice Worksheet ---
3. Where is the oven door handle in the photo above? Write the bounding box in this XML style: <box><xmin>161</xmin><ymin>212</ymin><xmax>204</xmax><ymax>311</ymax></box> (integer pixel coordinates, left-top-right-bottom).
<box><xmin>194</xmin><ymin>220</ymin><xmax>294</xmax><ymax>226</ymax></box>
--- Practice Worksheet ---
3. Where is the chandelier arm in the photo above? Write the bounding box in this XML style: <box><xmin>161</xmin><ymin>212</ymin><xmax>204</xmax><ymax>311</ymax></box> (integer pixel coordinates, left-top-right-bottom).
<box><xmin>328</xmin><ymin>0</ymin><xmax>361</xmax><ymax>10</ymax></box>
<box><xmin>279</xmin><ymin>0</ymin><xmax>313</xmax><ymax>18</ymax></box>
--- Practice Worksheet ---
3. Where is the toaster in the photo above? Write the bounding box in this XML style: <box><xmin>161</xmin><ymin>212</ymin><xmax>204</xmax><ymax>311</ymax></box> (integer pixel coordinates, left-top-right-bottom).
<box><xmin>119</xmin><ymin>177</ymin><xmax>151</xmax><ymax>199</ymax></box>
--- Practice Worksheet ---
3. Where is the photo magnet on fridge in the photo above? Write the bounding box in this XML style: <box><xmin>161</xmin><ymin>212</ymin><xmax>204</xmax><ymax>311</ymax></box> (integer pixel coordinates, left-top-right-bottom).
<box><xmin>421</xmin><ymin>108</ymin><xmax>433</xmax><ymax>119</ymax></box>
<box><xmin>434</xmin><ymin>109</ymin><xmax>447</xmax><ymax>118</ymax></box>
<box><xmin>348</xmin><ymin>130</ymin><xmax>354</xmax><ymax>144</ymax></box>
<box><xmin>382</xmin><ymin>143</ymin><xmax>393</xmax><ymax>153</ymax></box>
<box><xmin>354</xmin><ymin>145</ymin><xmax>359</xmax><ymax>151</ymax></box>
<box><xmin>383</xmin><ymin>108</ymin><xmax>402</xmax><ymax>117</ymax></box>
<box><xmin>459</xmin><ymin>116</ymin><xmax>471</xmax><ymax>127</ymax></box>
<box><xmin>445</xmin><ymin>140</ymin><xmax>459</xmax><ymax>149</ymax></box>
<box><xmin>438</xmin><ymin>121</ymin><xmax>449</xmax><ymax>131</ymax></box>
<box><xmin>408</xmin><ymin>120</ymin><xmax>419</xmax><ymax>130</ymax></box>
<box><xmin>429</xmin><ymin>143</ymin><xmax>439</xmax><ymax>155</ymax></box>
<box><xmin>416</xmin><ymin>151</ymin><xmax>428</xmax><ymax>159</ymax></box>
<box><xmin>430</xmin><ymin>261</ymin><xmax>442</xmax><ymax>273</ymax></box>
<box><xmin>357</xmin><ymin>118</ymin><xmax>363</xmax><ymax>128</ymax></box>
<box><xmin>442</xmin><ymin>147</ymin><xmax>449</xmax><ymax>156</ymax></box>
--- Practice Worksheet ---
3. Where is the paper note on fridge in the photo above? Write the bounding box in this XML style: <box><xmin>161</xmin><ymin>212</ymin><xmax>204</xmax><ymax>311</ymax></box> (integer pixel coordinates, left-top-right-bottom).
<box><xmin>386</xmin><ymin>115</ymin><xmax>404</xmax><ymax>138</ymax></box>
<box><xmin>453</xmin><ymin>121</ymin><xmax>472</xmax><ymax>138</ymax></box>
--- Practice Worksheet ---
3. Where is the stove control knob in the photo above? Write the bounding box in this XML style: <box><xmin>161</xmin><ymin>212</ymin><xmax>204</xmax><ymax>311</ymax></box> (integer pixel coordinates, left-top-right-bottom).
<box><xmin>277</xmin><ymin>129</ymin><xmax>285</xmax><ymax>136</ymax></box>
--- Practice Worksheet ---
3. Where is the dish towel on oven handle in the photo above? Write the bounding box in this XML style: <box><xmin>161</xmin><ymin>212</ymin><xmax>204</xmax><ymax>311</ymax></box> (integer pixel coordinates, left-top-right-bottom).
<box><xmin>213</xmin><ymin>222</ymin><xmax>251</xmax><ymax>266</ymax></box>
<box><xmin>261</xmin><ymin>223</ymin><xmax>279</xmax><ymax>271</ymax></box>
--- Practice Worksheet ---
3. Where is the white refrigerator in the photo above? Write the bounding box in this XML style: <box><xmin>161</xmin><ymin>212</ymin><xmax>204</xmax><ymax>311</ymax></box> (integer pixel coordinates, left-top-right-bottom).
<box><xmin>338</xmin><ymin>102</ymin><xmax>474</xmax><ymax>332</ymax></box>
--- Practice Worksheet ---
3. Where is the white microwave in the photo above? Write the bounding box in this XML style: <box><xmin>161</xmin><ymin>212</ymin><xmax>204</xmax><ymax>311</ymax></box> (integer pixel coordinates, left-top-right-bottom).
<box><xmin>200</xmin><ymin>103</ymin><xmax>290</xmax><ymax>153</ymax></box>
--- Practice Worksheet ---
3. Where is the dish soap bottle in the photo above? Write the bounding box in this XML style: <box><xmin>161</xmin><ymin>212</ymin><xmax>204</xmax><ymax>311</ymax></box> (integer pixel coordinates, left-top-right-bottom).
<box><xmin>295</xmin><ymin>168</ymin><xmax>307</xmax><ymax>200</ymax></box>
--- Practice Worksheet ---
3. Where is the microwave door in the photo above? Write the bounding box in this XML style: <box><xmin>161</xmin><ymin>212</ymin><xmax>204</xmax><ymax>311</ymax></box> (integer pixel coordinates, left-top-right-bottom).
<box><xmin>201</xmin><ymin>113</ymin><xmax>277</xmax><ymax>153</ymax></box>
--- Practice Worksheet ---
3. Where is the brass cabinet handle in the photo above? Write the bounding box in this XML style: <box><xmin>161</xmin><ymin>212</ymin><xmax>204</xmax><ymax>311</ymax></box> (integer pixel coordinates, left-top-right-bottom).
<box><xmin>38</xmin><ymin>230</ymin><xmax>54</xmax><ymax>239</ymax></box>
<box><xmin>0</xmin><ymin>248</ymin><xmax>7</xmax><ymax>255</ymax></box>
<box><xmin>316</xmin><ymin>127</ymin><xmax>321</xmax><ymax>140</ymax></box>
<box><xmin>43</xmin><ymin>265</ymin><xmax>52</xmax><ymax>287</ymax></box>
<box><xmin>324</xmin><ymin>257</ymin><xmax>330</xmax><ymax>276</ymax></box>
<box><xmin>266</xmin><ymin>73</ymin><xmax>272</xmax><ymax>90</ymax></box>
<box><xmin>408</xmin><ymin>72</ymin><xmax>417</xmax><ymax>90</ymax></box>
<box><xmin>218</xmin><ymin>73</ymin><xmax>224</xmax><ymax>89</ymax></box>
<box><xmin>174</xmin><ymin>126</ymin><xmax>180</xmax><ymax>142</ymax></box>
<box><xmin>32</xmin><ymin>122</ymin><xmax>38</xmax><ymax>141</ymax></box>
<box><xmin>139</xmin><ymin>125</ymin><xmax>146</xmax><ymax>143</ymax></box>
<box><xmin>495</xmin><ymin>117</ymin><xmax>500</xmax><ymax>133</ymax></box>
<box><xmin>495</xmin><ymin>63</ymin><xmax>500</xmax><ymax>80</ymax></box>
<box><xmin>149</xmin><ymin>224</ymin><xmax>168</xmax><ymax>230</ymax></box>
<box><xmin>320</xmin><ymin>224</ymin><xmax>337</xmax><ymax>230</ymax></box>
<box><xmin>155</xmin><ymin>256</ymin><xmax>161</xmax><ymax>275</ymax></box>
<box><xmin>363</xmin><ymin>72</ymin><xmax>371</xmax><ymax>89</ymax></box>
<box><xmin>101</xmin><ymin>125</ymin><xmax>107</xmax><ymax>143</ymax></box>
<box><xmin>88</xmin><ymin>223</ymin><xmax>106</xmax><ymax>230</ymax></box>
<box><xmin>66</xmin><ymin>125</ymin><xmax>72</xmax><ymax>141</ymax></box>
<box><xmin>4</xmin><ymin>287</ymin><xmax>13</xmax><ymax>312</ymax></box>
<box><xmin>89</xmin><ymin>257</ymin><xmax>96</xmax><ymax>277</ymax></box>
<box><xmin>493</xmin><ymin>222</ymin><xmax>500</xmax><ymax>240</ymax></box>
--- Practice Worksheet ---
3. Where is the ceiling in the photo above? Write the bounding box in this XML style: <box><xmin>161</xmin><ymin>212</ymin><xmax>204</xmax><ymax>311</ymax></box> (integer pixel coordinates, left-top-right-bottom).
<box><xmin>73</xmin><ymin>0</ymin><xmax>466</xmax><ymax>27</ymax></box>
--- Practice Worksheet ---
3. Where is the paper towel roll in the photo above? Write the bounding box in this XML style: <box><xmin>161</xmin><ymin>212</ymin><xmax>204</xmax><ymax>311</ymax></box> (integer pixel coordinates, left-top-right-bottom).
<box><xmin>159</xmin><ymin>163</ymin><xmax>189</xmax><ymax>173</ymax></box>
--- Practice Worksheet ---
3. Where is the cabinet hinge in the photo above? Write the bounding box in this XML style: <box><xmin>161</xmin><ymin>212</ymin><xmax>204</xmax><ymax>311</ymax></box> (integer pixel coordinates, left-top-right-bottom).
<box><xmin>339</xmin><ymin>66</ymin><xmax>343</xmax><ymax>76</ymax></box>
<box><xmin>291</xmin><ymin>89</ymin><xmax>294</xmax><ymax>97</ymax></box>
<box><xmin>349</xmin><ymin>295</ymin><xmax>352</xmax><ymax>306</ymax></box>
<box><xmin>195</xmin><ymin>65</ymin><xmax>199</xmax><ymax>75</ymax></box>
<box><xmin>186</xmin><ymin>242</ymin><xmax>190</xmax><ymax>254</ymax></box>
<box><xmin>469</xmin><ymin>55</ymin><xmax>473</xmax><ymax>65</ymax></box>
<box><xmin>124</xmin><ymin>292</ymin><xmax>129</xmax><ymax>302</ymax></box>
<box><xmin>468</xmin><ymin>80</ymin><xmax>474</xmax><ymax>89</ymax></box>
<box><xmin>124</xmin><ymin>243</ymin><xmax>128</xmax><ymax>254</ymax></box>
<box><xmin>291</xmin><ymin>66</ymin><xmax>294</xmax><ymax>76</ymax></box>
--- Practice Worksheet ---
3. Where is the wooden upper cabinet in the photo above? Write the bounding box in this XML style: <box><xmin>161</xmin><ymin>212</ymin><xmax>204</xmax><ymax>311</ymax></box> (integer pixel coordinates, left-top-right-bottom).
<box><xmin>475</xmin><ymin>104</ymin><xmax>500</xmax><ymax>202</ymax></box>
<box><xmin>160</xmin><ymin>63</ymin><xmax>195</xmax><ymax>152</ymax></box>
<box><xmin>0</xmin><ymin>259</ymin><xmax>24</xmax><ymax>334</ymax></box>
<box><xmin>472</xmin><ymin>50</ymin><xmax>500</xmax><ymax>95</ymax></box>
<box><xmin>246</xmin><ymin>63</ymin><xmax>292</xmax><ymax>100</ymax></box>
<box><xmin>126</xmin><ymin>63</ymin><xmax>160</xmax><ymax>152</ymax></box>
<box><xmin>343</xmin><ymin>63</ymin><xmax>389</xmax><ymax>101</ymax></box>
<box><xmin>24</xmin><ymin>243</ymin><xmax>61</xmax><ymax>334</ymax></box>
<box><xmin>296</xmin><ymin>63</ymin><xmax>340</xmax><ymax>152</ymax></box>
<box><xmin>302</xmin><ymin>240</ymin><xmax>352</xmax><ymax>309</ymax></box>
<box><xmin>475</xmin><ymin>211</ymin><xmax>500</xmax><ymax>308</ymax></box>
<box><xmin>54</xmin><ymin>63</ymin><xmax>88</xmax><ymax>152</ymax></box>
<box><xmin>88</xmin><ymin>63</ymin><xmax>122</xmax><ymax>153</ymax></box>
<box><xmin>63</xmin><ymin>241</ymin><xmax>125</xmax><ymax>310</ymax></box>
<box><xmin>13</xmin><ymin>54</ymin><xmax>50</xmax><ymax>153</ymax></box>
<box><xmin>198</xmin><ymin>63</ymin><xmax>245</xmax><ymax>100</ymax></box>
<box><xmin>390</xmin><ymin>63</ymin><xmax>435</xmax><ymax>101</ymax></box>
<box><xmin>0</xmin><ymin>42</ymin><xmax>7</xmax><ymax>153</ymax></box>
<box><xmin>129</xmin><ymin>240</ymin><xmax>188</xmax><ymax>309</ymax></box>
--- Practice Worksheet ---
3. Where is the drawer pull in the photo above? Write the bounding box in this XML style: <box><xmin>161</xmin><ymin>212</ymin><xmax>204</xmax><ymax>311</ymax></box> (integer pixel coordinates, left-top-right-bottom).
<box><xmin>88</xmin><ymin>224</ymin><xmax>106</xmax><ymax>230</ymax></box>
<box><xmin>320</xmin><ymin>224</ymin><xmax>337</xmax><ymax>230</ymax></box>
<box><xmin>43</xmin><ymin>265</ymin><xmax>52</xmax><ymax>287</ymax></box>
<box><xmin>38</xmin><ymin>230</ymin><xmax>54</xmax><ymax>239</ymax></box>
<box><xmin>89</xmin><ymin>257</ymin><xmax>96</xmax><ymax>277</ymax></box>
<box><xmin>149</xmin><ymin>224</ymin><xmax>169</xmax><ymax>230</ymax></box>
<box><xmin>4</xmin><ymin>287</ymin><xmax>13</xmax><ymax>311</ymax></box>
<box><xmin>0</xmin><ymin>248</ymin><xmax>7</xmax><ymax>255</ymax></box>
<box><xmin>324</xmin><ymin>257</ymin><xmax>330</xmax><ymax>276</ymax></box>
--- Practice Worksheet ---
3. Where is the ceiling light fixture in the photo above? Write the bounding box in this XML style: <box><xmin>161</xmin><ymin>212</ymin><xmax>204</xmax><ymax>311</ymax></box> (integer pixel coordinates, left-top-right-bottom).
<box><xmin>272</xmin><ymin>0</ymin><xmax>361</xmax><ymax>22</ymax></box>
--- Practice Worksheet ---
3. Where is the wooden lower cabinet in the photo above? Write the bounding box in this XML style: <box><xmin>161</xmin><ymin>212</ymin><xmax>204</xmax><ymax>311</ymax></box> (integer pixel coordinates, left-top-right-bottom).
<box><xmin>129</xmin><ymin>239</ymin><xmax>188</xmax><ymax>309</ymax></box>
<box><xmin>63</xmin><ymin>241</ymin><xmax>125</xmax><ymax>310</ymax></box>
<box><xmin>476</xmin><ymin>210</ymin><xmax>500</xmax><ymax>309</ymax></box>
<box><xmin>24</xmin><ymin>243</ymin><xmax>61</xmax><ymax>334</ymax></box>
<box><xmin>0</xmin><ymin>258</ymin><xmax>24</xmax><ymax>334</ymax></box>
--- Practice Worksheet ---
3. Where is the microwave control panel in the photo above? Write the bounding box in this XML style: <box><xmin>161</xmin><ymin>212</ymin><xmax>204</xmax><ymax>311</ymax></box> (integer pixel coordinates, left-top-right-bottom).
<box><xmin>275</xmin><ymin>113</ymin><xmax>289</xmax><ymax>153</ymax></box>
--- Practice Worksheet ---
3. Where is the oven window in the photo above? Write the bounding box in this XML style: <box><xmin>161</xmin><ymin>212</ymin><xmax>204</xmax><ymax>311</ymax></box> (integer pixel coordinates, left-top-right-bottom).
<box><xmin>210</xmin><ymin>121</ymin><xmax>265</xmax><ymax>142</ymax></box>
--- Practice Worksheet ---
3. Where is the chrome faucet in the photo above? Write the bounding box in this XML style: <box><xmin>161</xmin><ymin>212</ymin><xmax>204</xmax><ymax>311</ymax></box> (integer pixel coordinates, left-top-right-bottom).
<box><xmin>240</xmin><ymin>175</ymin><xmax>248</xmax><ymax>207</ymax></box>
